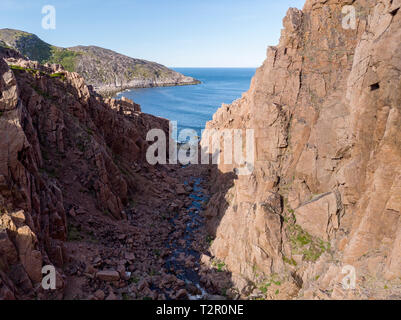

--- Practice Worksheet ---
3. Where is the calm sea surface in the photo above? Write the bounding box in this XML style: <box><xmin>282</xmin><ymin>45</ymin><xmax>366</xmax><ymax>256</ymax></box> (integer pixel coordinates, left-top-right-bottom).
<box><xmin>115</xmin><ymin>68</ymin><xmax>256</xmax><ymax>137</ymax></box>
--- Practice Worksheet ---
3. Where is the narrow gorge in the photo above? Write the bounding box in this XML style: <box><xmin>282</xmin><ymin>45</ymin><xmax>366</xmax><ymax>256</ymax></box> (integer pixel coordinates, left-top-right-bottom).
<box><xmin>0</xmin><ymin>0</ymin><xmax>400</xmax><ymax>300</ymax></box>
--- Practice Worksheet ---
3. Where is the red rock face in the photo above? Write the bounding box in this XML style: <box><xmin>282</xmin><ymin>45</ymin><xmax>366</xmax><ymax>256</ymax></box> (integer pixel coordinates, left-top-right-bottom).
<box><xmin>0</xmin><ymin>54</ymin><xmax>169</xmax><ymax>299</ymax></box>
<box><xmin>1</xmin><ymin>0</ymin><xmax>400</xmax><ymax>301</ymax></box>
<box><xmin>204</xmin><ymin>0</ymin><xmax>401</xmax><ymax>299</ymax></box>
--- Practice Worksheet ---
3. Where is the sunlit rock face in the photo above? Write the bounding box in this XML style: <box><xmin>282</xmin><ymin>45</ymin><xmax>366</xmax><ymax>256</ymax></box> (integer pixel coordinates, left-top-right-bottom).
<box><xmin>204</xmin><ymin>0</ymin><xmax>401</xmax><ymax>299</ymax></box>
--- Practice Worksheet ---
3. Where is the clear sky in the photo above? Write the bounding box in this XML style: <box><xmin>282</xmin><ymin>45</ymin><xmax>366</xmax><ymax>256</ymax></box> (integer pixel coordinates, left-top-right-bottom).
<box><xmin>0</xmin><ymin>0</ymin><xmax>305</xmax><ymax>67</ymax></box>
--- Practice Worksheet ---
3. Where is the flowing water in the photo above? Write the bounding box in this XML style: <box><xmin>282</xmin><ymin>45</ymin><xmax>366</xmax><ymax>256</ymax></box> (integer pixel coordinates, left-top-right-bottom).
<box><xmin>165</xmin><ymin>176</ymin><xmax>210</xmax><ymax>299</ymax></box>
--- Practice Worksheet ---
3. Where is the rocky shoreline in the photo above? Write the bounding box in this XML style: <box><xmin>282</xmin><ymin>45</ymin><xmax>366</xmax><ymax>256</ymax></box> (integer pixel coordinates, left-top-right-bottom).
<box><xmin>100</xmin><ymin>78</ymin><xmax>202</xmax><ymax>97</ymax></box>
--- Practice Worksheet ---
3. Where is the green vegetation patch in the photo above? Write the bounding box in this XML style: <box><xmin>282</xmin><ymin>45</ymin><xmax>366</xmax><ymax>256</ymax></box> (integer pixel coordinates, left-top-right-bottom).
<box><xmin>9</xmin><ymin>65</ymin><xmax>43</xmax><ymax>76</ymax></box>
<box><xmin>257</xmin><ymin>274</ymin><xmax>284</xmax><ymax>298</ymax></box>
<box><xmin>287</xmin><ymin>224</ymin><xmax>331</xmax><ymax>262</ymax></box>
<box><xmin>67</xmin><ymin>224</ymin><xmax>83</xmax><ymax>242</ymax></box>
<box><xmin>283</xmin><ymin>256</ymin><xmax>298</xmax><ymax>266</ymax></box>
<box><xmin>206</xmin><ymin>235</ymin><xmax>214</xmax><ymax>246</ymax></box>
<box><xmin>0</xmin><ymin>31</ymin><xmax>80</xmax><ymax>72</ymax></box>
<box><xmin>47</xmin><ymin>48</ymin><xmax>80</xmax><ymax>72</ymax></box>
<box><xmin>15</xmin><ymin>33</ymin><xmax>53</xmax><ymax>63</ymax></box>
<box><xmin>50</xmin><ymin>72</ymin><xmax>66</xmax><ymax>80</ymax></box>
<box><xmin>212</xmin><ymin>259</ymin><xmax>226</xmax><ymax>272</ymax></box>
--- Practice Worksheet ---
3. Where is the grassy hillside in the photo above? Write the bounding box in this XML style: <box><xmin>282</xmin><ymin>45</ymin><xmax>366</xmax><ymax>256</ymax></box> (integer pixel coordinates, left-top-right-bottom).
<box><xmin>0</xmin><ymin>28</ymin><xmax>199</xmax><ymax>94</ymax></box>
<box><xmin>0</xmin><ymin>29</ymin><xmax>80</xmax><ymax>71</ymax></box>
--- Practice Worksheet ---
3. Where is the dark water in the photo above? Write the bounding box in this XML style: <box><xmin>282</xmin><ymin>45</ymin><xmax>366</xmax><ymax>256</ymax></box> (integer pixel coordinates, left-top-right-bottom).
<box><xmin>115</xmin><ymin>68</ymin><xmax>256</xmax><ymax>136</ymax></box>
<box><xmin>165</xmin><ymin>177</ymin><xmax>210</xmax><ymax>299</ymax></box>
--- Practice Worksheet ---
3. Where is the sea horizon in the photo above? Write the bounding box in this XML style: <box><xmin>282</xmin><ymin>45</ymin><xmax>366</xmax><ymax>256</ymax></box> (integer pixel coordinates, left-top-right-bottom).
<box><xmin>116</xmin><ymin>68</ymin><xmax>257</xmax><ymax>140</ymax></box>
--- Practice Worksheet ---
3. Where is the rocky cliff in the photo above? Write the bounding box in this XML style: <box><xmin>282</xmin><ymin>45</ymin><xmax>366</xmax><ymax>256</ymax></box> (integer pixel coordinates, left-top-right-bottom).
<box><xmin>0</xmin><ymin>29</ymin><xmax>200</xmax><ymax>96</ymax></box>
<box><xmin>0</xmin><ymin>50</ymin><xmax>171</xmax><ymax>299</ymax></box>
<box><xmin>204</xmin><ymin>0</ymin><xmax>401</xmax><ymax>299</ymax></box>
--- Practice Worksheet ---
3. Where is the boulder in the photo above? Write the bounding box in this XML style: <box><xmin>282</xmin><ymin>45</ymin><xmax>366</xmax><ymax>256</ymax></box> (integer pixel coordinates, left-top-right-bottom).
<box><xmin>295</xmin><ymin>192</ymin><xmax>341</xmax><ymax>241</ymax></box>
<box><xmin>96</xmin><ymin>270</ymin><xmax>120</xmax><ymax>282</ymax></box>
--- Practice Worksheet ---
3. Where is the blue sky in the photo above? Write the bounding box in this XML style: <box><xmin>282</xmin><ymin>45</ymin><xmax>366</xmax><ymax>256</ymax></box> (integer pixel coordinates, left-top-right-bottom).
<box><xmin>0</xmin><ymin>0</ymin><xmax>305</xmax><ymax>67</ymax></box>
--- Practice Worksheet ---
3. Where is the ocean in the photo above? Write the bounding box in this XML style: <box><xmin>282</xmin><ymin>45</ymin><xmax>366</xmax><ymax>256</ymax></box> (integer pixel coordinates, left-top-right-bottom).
<box><xmin>115</xmin><ymin>68</ymin><xmax>256</xmax><ymax>138</ymax></box>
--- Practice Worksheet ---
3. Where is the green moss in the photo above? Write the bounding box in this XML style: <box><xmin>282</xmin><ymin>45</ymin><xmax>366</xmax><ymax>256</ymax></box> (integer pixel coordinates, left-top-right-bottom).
<box><xmin>287</xmin><ymin>224</ymin><xmax>331</xmax><ymax>262</ymax></box>
<box><xmin>10</xmin><ymin>65</ymin><xmax>26</xmax><ymax>71</ymax></box>
<box><xmin>283</xmin><ymin>256</ymin><xmax>298</xmax><ymax>266</ymax></box>
<box><xmin>67</xmin><ymin>225</ymin><xmax>82</xmax><ymax>242</ymax></box>
<box><xmin>257</xmin><ymin>274</ymin><xmax>284</xmax><ymax>298</ymax></box>
<box><xmin>50</xmin><ymin>72</ymin><xmax>66</xmax><ymax>80</ymax></box>
<box><xmin>9</xmin><ymin>65</ymin><xmax>43</xmax><ymax>76</ymax></box>
<box><xmin>206</xmin><ymin>235</ymin><xmax>214</xmax><ymax>246</ymax></box>
<box><xmin>259</xmin><ymin>282</ymin><xmax>272</xmax><ymax>294</ymax></box>
<box><xmin>212</xmin><ymin>259</ymin><xmax>226</xmax><ymax>272</ymax></box>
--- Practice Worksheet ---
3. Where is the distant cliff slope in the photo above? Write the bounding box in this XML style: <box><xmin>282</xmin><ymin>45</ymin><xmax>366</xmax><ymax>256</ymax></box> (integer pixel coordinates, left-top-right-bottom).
<box><xmin>204</xmin><ymin>0</ymin><xmax>401</xmax><ymax>299</ymax></box>
<box><xmin>0</xmin><ymin>28</ymin><xmax>200</xmax><ymax>95</ymax></box>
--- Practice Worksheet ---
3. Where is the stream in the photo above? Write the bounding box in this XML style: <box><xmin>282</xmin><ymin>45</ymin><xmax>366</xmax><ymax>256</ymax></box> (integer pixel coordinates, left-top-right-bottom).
<box><xmin>165</xmin><ymin>176</ymin><xmax>211</xmax><ymax>300</ymax></box>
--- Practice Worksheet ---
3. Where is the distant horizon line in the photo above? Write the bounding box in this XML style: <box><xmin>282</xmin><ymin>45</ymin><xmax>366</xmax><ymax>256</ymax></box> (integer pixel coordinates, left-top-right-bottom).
<box><xmin>170</xmin><ymin>66</ymin><xmax>258</xmax><ymax>69</ymax></box>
